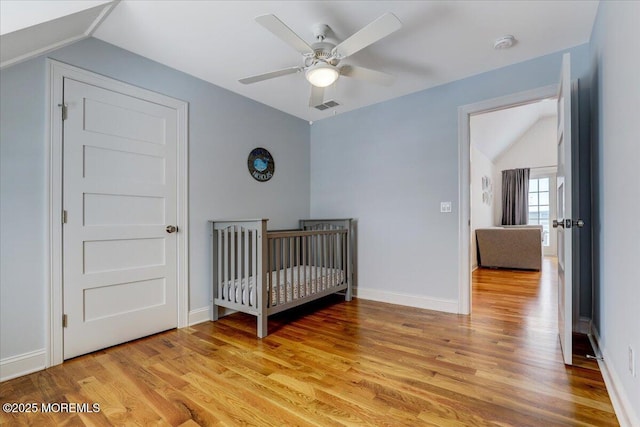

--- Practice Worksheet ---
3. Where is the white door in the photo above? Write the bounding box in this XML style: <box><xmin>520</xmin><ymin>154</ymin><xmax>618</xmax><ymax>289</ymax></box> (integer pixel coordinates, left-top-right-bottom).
<box><xmin>63</xmin><ymin>78</ymin><xmax>178</xmax><ymax>359</ymax></box>
<box><xmin>555</xmin><ymin>53</ymin><xmax>578</xmax><ymax>366</ymax></box>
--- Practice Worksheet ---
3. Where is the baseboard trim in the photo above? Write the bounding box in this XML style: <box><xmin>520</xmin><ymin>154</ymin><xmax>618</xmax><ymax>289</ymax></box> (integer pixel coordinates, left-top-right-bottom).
<box><xmin>354</xmin><ymin>287</ymin><xmax>458</xmax><ymax>314</ymax></box>
<box><xmin>589</xmin><ymin>327</ymin><xmax>639</xmax><ymax>427</ymax></box>
<box><xmin>0</xmin><ymin>349</ymin><xmax>46</xmax><ymax>382</ymax></box>
<box><xmin>188</xmin><ymin>307</ymin><xmax>211</xmax><ymax>326</ymax></box>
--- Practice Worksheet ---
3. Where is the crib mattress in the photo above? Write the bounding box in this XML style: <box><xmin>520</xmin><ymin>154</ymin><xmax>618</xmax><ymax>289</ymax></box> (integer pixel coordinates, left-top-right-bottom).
<box><xmin>219</xmin><ymin>265</ymin><xmax>345</xmax><ymax>307</ymax></box>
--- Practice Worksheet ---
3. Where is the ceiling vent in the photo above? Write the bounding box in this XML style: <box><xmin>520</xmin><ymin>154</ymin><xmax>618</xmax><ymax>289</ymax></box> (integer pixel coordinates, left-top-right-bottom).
<box><xmin>314</xmin><ymin>100</ymin><xmax>340</xmax><ymax>111</ymax></box>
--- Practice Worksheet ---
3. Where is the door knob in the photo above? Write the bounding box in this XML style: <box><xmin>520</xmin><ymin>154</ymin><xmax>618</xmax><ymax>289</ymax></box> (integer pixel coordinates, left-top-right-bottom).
<box><xmin>553</xmin><ymin>219</ymin><xmax>584</xmax><ymax>229</ymax></box>
<box><xmin>166</xmin><ymin>225</ymin><xmax>178</xmax><ymax>233</ymax></box>
<box><xmin>572</xmin><ymin>219</ymin><xmax>585</xmax><ymax>228</ymax></box>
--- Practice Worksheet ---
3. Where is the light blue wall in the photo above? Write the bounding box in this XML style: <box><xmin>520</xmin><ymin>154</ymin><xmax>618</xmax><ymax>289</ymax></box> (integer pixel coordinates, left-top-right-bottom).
<box><xmin>0</xmin><ymin>54</ymin><xmax>48</xmax><ymax>359</ymax></box>
<box><xmin>0</xmin><ymin>38</ymin><xmax>310</xmax><ymax>361</ymax></box>
<box><xmin>310</xmin><ymin>45</ymin><xmax>591</xmax><ymax>305</ymax></box>
<box><xmin>589</xmin><ymin>1</ymin><xmax>640</xmax><ymax>421</ymax></box>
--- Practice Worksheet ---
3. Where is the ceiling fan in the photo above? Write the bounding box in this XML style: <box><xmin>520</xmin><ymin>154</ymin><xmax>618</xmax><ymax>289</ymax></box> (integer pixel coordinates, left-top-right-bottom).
<box><xmin>239</xmin><ymin>13</ymin><xmax>402</xmax><ymax>108</ymax></box>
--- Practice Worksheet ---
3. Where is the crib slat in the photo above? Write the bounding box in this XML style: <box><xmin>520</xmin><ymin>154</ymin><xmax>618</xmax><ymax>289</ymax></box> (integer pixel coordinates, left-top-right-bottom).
<box><xmin>296</xmin><ymin>236</ymin><xmax>301</xmax><ymax>298</ymax></box>
<box><xmin>244</xmin><ymin>228</ymin><xmax>250</xmax><ymax>306</ymax></box>
<box><xmin>283</xmin><ymin>237</ymin><xmax>288</xmax><ymax>303</ymax></box>
<box><xmin>236</xmin><ymin>226</ymin><xmax>240</xmax><ymax>302</ymax></box>
<box><xmin>318</xmin><ymin>233</ymin><xmax>322</xmax><ymax>292</ymax></box>
<box><xmin>289</xmin><ymin>237</ymin><xmax>293</xmax><ymax>302</ymax></box>
<box><xmin>320</xmin><ymin>231</ymin><xmax>327</xmax><ymax>291</ymax></box>
<box><xmin>290</xmin><ymin>237</ymin><xmax>295</xmax><ymax>301</ymax></box>
<box><xmin>224</xmin><ymin>228</ymin><xmax>229</xmax><ymax>301</ymax></box>
<box><xmin>254</xmin><ymin>231</ymin><xmax>260</xmax><ymax>307</ymax></box>
<box><xmin>231</xmin><ymin>226</ymin><xmax>237</xmax><ymax>303</ymax></box>
<box><xmin>236</xmin><ymin>226</ymin><xmax>242</xmax><ymax>306</ymax></box>
<box><xmin>302</xmin><ymin>235</ymin><xmax>307</xmax><ymax>296</ymax></box>
<box><xmin>313</xmin><ymin>234</ymin><xmax>316</xmax><ymax>294</ymax></box>
<box><xmin>276</xmin><ymin>237</ymin><xmax>281</xmax><ymax>305</ymax></box>
<box><xmin>330</xmin><ymin>231</ymin><xmax>334</xmax><ymax>286</ymax></box>
<box><xmin>217</xmin><ymin>228</ymin><xmax>222</xmax><ymax>301</ymax></box>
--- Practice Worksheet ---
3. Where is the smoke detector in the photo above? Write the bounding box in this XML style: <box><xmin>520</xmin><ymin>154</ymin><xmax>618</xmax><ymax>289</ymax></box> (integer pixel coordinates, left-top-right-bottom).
<box><xmin>494</xmin><ymin>35</ymin><xmax>516</xmax><ymax>50</ymax></box>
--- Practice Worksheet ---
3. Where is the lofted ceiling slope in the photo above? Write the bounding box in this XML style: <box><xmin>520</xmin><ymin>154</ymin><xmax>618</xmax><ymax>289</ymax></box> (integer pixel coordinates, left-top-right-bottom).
<box><xmin>471</xmin><ymin>99</ymin><xmax>557</xmax><ymax>161</ymax></box>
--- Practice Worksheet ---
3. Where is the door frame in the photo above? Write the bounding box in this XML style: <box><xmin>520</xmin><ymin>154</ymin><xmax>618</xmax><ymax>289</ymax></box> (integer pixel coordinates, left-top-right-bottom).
<box><xmin>46</xmin><ymin>59</ymin><xmax>189</xmax><ymax>366</ymax></box>
<box><xmin>458</xmin><ymin>84</ymin><xmax>558</xmax><ymax>314</ymax></box>
<box><xmin>529</xmin><ymin>168</ymin><xmax>558</xmax><ymax>257</ymax></box>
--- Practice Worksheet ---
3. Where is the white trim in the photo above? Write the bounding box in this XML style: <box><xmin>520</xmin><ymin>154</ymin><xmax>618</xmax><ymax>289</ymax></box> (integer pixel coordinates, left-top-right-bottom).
<box><xmin>188</xmin><ymin>307</ymin><xmax>211</xmax><ymax>326</ymax></box>
<box><xmin>530</xmin><ymin>170</ymin><xmax>558</xmax><ymax>257</ymax></box>
<box><xmin>0</xmin><ymin>349</ymin><xmax>46</xmax><ymax>382</ymax></box>
<box><xmin>458</xmin><ymin>105</ymin><xmax>471</xmax><ymax>315</ymax></box>
<box><xmin>85</xmin><ymin>1</ymin><xmax>120</xmax><ymax>37</ymax></box>
<box><xmin>458</xmin><ymin>84</ymin><xmax>559</xmax><ymax>315</ymax></box>
<box><xmin>0</xmin><ymin>2</ymin><xmax>119</xmax><ymax>70</ymax></box>
<box><xmin>354</xmin><ymin>288</ymin><xmax>458</xmax><ymax>314</ymax></box>
<box><xmin>46</xmin><ymin>59</ymin><xmax>189</xmax><ymax>367</ymax></box>
<box><xmin>590</xmin><ymin>327</ymin><xmax>639</xmax><ymax>427</ymax></box>
<box><xmin>1</xmin><ymin>35</ymin><xmax>89</xmax><ymax>70</ymax></box>
<box><xmin>176</xmin><ymin>98</ymin><xmax>190</xmax><ymax>330</ymax></box>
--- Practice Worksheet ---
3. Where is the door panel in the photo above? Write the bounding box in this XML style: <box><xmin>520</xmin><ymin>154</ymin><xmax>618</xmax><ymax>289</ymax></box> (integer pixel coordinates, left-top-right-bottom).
<box><xmin>63</xmin><ymin>78</ymin><xmax>178</xmax><ymax>359</ymax></box>
<box><xmin>556</xmin><ymin>54</ymin><xmax>572</xmax><ymax>365</ymax></box>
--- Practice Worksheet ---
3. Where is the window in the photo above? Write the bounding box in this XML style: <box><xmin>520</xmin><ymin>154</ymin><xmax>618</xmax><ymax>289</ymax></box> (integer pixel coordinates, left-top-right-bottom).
<box><xmin>528</xmin><ymin>177</ymin><xmax>550</xmax><ymax>246</ymax></box>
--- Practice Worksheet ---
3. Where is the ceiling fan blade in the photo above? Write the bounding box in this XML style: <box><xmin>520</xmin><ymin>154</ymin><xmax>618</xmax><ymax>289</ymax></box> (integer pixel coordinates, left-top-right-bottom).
<box><xmin>309</xmin><ymin>85</ymin><xmax>325</xmax><ymax>107</ymax></box>
<box><xmin>239</xmin><ymin>66</ymin><xmax>302</xmax><ymax>84</ymax></box>
<box><xmin>256</xmin><ymin>14</ymin><xmax>315</xmax><ymax>56</ymax></box>
<box><xmin>332</xmin><ymin>13</ymin><xmax>402</xmax><ymax>59</ymax></box>
<box><xmin>340</xmin><ymin>65</ymin><xmax>395</xmax><ymax>86</ymax></box>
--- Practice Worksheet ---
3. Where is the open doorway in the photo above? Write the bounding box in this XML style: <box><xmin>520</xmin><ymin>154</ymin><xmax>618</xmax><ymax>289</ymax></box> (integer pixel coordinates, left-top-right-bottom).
<box><xmin>457</xmin><ymin>84</ymin><xmax>559</xmax><ymax>315</ymax></box>
<box><xmin>470</xmin><ymin>97</ymin><xmax>558</xmax><ymax>271</ymax></box>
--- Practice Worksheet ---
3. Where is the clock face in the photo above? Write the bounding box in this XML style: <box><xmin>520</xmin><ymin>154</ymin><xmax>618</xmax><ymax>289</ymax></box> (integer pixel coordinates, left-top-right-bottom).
<box><xmin>247</xmin><ymin>148</ymin><xmax>274</xmax><ymax>182</ymax></box>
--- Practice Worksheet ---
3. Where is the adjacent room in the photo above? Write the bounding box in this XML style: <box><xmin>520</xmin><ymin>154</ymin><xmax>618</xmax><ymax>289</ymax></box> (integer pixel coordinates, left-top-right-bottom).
<box><xmin>1</xmin><ymin>1</ymin><xmax>638</xmax><ymax>425</ymax></box>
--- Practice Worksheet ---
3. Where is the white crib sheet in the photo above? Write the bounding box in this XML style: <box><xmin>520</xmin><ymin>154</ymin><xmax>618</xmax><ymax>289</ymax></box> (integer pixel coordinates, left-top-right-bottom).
<box><xmin>220</xmin><ymin>265</ymin><xmax>345</xmax><ymax>307</ymax></box>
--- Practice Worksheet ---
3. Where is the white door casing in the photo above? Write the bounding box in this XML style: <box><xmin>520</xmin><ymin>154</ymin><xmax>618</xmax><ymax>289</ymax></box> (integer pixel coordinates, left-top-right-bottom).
<box><xmin>529</xmin><ymin>169</ymin><xmax>558</xmax><ymax>257</ymax></box>
<box><xmin>458</xmin><ymin>84</ymin><xmax>559</xmax><ymax>315</ymax></box>
<box><xmin>47</xmin><ymin>60</ymin><xmax>188</xmax><ymax>365</ymax></box>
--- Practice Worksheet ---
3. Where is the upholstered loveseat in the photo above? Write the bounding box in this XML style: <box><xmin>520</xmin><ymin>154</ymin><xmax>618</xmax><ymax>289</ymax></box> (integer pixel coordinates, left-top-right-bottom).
<box><xmin>475</xmin><ymin>226</ymin><xmax>544</xmax><ymax>271</ymax></box>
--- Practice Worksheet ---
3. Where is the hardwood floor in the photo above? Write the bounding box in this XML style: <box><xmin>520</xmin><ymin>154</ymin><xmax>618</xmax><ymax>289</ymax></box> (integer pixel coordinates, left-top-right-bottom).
<box><xmin>1</xmin><ymin>259</ymin><xmax>617</xmax><ymax>426</ymax></box>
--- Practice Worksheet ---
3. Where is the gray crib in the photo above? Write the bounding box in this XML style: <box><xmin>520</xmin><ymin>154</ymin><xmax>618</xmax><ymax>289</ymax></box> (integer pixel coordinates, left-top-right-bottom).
<box><xmin>210</xmin><ymin>218</ymin><xmax>353</xmax><ymax>338</ymax></box>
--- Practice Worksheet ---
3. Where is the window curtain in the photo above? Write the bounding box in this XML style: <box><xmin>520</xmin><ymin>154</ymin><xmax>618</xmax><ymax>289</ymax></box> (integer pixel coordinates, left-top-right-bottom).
<box><xmin>501</xmin><ymin>168</ymin><xmax>530</xmax><ymax>225</ymax></box>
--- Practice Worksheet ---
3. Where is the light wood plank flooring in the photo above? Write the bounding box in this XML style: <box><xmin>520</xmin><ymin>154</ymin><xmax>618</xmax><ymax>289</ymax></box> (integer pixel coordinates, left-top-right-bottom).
<box><xmin>1</xmin><ymin>258</ymin><xmax>617</xmax><ymax>426</ymax></box>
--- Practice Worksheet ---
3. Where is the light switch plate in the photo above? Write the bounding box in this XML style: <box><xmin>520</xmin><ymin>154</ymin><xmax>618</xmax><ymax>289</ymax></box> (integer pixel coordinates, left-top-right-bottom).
<box><xmin>440</xmin><ymin>202</ymin><xmax>452</xmax><ymax>213</ymax></box>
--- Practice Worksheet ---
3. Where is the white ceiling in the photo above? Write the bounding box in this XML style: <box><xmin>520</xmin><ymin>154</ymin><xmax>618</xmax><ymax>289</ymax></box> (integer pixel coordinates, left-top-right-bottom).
<box><xmin>1</xmin><ymin>1</ymin><xmax>599</xmax><ymax>122</ymax></box>
<box><xmin>471</xmin><ymin>99</ymin><xmax>557</xmax><ymax>161</ymax></box>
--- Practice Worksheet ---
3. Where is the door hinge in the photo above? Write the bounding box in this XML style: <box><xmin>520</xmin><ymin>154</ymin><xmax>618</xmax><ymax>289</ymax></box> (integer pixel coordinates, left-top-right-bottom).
<box><xmin>58</xmin><ymin>103</ymin><xmax>67</xmax><ymax>121</ymax></box>
<box><xmin>62</xmin><ymin>210</ymin><xmax>67</xmax><ymax>224</ymax></box>
<box><xmin>62</xmin><ymin>314</ymin><xmax>68</xmax><ymax>328</ymax></box>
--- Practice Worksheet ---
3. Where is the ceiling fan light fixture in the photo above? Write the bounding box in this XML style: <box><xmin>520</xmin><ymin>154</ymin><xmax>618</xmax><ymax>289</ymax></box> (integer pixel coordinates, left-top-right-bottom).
<box><xmin>305</xmin><ymin>63</ymin><xmax>339</xmax><ymax>87</ymax></box>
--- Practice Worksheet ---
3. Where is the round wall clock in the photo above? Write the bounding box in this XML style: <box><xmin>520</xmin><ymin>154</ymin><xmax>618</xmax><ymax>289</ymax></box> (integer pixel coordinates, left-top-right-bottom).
<box><xmin>247</xmin><ymin>147</ymin><xmax>275</xmax><ymax>182</ymax></box>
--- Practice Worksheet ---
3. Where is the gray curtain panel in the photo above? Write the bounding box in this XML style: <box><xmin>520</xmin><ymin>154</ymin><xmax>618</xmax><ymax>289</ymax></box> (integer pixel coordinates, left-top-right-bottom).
<box><xmin>501</xmin><ymin>168</ymin><xmax>530</xmax><ymax>225</ymax></box>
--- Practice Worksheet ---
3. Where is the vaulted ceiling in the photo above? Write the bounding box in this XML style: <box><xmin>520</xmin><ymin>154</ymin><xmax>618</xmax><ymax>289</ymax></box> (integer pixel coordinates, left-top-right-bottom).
<box><xmin>471</xmin><ymin>99</ymin><xmax>557</xmax><ymax>161</ymax></box>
